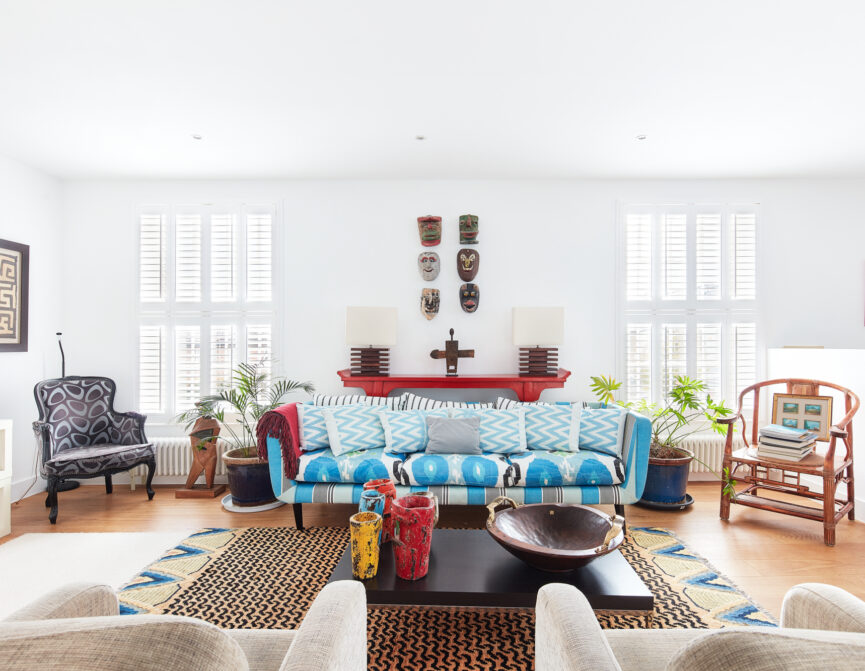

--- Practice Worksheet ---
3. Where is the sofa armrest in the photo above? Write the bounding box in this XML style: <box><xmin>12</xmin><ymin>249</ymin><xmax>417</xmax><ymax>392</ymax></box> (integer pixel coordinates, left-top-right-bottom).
<box><xmin>4</xmin><ymin>583</ymin><xmax>119</xmax><ymax>622</ymax></box>
<box><xmin>0</xmin><ymin>615</ymin><xmax>249</xmax><ymax>671</ymax></box>
<box><xmin>280</xmin><ymin>580</ymin><xmax>366</xmax><ymax>671</ymax></box>
<box><xmin>666</xmin><ymin>628</ymin><xmax>865</xmax><ymax>671</ymax></box>
<box><xmin>618</xmin><ymin>412</ymin><xmax>651</xmax><ymax>503</ymax></box>
<box><xmin>781</xmin><ymin>583</ymin><xmax>865</xmax><ymax>632</ymax></box>
<box><xmin>535</xmin><ymin>583</ymin><xmax>622</xmax><ymax>671</ymax></box>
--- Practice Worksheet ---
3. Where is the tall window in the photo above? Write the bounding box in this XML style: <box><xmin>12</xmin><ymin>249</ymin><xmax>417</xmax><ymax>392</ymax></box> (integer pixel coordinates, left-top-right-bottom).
<box><xmin>138</xmin><ymin>204</ymin><xmax>276</xmax><ymax>419</ymax></box>
<box><xmin>618</xmin><ymin>204</ymin><xmax>759</xmax><ymax>406</ymax></box>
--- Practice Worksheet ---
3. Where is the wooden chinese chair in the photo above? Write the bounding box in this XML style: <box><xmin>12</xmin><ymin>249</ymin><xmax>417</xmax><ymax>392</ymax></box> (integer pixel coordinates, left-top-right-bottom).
<box><xmin>719</xmin><ymin>378</ymin><xmax>859</xmax><ymax>546</ymax></box>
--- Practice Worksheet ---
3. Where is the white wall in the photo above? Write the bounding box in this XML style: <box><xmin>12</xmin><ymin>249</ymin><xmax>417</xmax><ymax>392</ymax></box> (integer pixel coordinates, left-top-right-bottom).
<box><xmin>60</xmin><ymin>177</ymin><xmax>865</xmax><ymax>436</ymax></box>
<box><xmin>0</xmin><ymin>156</ymin><xmax>63</xmax><ymax>499</ymax></box>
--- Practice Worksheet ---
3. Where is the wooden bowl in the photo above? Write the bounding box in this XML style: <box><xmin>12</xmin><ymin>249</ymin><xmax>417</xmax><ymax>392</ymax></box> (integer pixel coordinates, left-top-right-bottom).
<box><xmin>485</xmin><ymin>498</ymin><xmax>625</xmax><ymax>572</ymax></box>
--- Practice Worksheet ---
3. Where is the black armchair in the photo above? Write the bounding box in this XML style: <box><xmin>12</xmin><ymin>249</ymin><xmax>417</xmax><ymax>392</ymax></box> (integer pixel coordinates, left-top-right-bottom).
<box><xmin>33</xmin><ymin>376</ymin><xmax>156</xmax><ymax>523</ymax></box>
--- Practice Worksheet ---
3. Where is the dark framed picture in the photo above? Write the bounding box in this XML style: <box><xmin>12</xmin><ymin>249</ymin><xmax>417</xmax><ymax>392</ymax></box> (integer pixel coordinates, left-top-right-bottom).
<box><xmin>0</xmin><ymin>239</ymin><xmax>29</xmax><ymax>352</ymax></box>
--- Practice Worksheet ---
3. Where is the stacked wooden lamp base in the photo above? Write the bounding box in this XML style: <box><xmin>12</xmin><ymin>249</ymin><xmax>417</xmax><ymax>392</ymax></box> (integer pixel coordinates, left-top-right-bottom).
<box><xmin>519</xmin><ymin>347</ymin><xmax>559</xmax><ymax>377</ymax></box>
<box><xmin>351</xmin><ymin>347</ymin><xmax>390</xmax><ymax>377</ymax></box>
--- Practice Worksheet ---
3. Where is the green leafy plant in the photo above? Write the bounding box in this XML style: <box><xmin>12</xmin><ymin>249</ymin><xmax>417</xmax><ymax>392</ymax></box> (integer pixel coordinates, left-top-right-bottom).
<box><xmin>177</xmin><ymin>362</ymin><xmax>314</xmax><ymax>458</ymax></box>
<box><xmin>589</xmin><ymin>375</ymin><xmax>622</xmax><ymax>406</ymax></box>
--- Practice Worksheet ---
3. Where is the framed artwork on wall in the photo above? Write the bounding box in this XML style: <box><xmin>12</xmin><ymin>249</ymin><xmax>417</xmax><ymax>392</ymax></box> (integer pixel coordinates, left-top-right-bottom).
<box><xmin>771</xmin><ymin>393</ymin><xmax>833</xmax><ymax>441</ymax></box>
<box><xmin>0</xmin><ymin>239</ymin><xmax>29</xmax><ymax>353</ymax></box>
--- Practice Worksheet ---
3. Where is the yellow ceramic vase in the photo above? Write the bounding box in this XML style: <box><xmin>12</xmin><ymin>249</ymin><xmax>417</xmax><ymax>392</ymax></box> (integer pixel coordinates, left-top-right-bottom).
<box><xmin>350</xmin><ymin>511</ymin><xmax>382</xmax><ymax>579</ymax></box>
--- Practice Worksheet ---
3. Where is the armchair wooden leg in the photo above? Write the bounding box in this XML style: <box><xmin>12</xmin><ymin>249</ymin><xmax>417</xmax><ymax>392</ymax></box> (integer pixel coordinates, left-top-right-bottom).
<box><xmin>144</xmin><ymin>457</ymin><xmax>156</xmax><ymax>501</ymax></box>
<box><xmin>47</xmin><ymin>477</ymin><xmax>59</xmax><ymax>525</ymax></box>
<box><xmin>104</xmin><ymin>475</ymin><xmax>113</xmax><ymax>494</ymax></box>
<box><xmin>848</xmin><ymin>462</ymin><xmax>856</xmax><ymax>521</ymax></box>
<box><xmin>824</xmin><ymin>474</ymin><xmax>836</xmax><ymax>546</ymax></box>
<box><xmin>293</xmin><ymin>503</ymin><xmax>304</xmax><ymax>530</ymax></box>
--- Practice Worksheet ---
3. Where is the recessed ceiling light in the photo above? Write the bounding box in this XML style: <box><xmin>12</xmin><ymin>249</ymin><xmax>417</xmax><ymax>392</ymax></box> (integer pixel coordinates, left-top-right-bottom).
<box><xmin>636</xmin><ymin>134</ymin><xmax>647</xmax><ymax>141</ymax></box>
<box><xmin>192</xmin><ymin>134</ymin><xmax>203</xmax><ymax>140</ymax></box>
<box><xmin>415</xmin><ymin>135</ymin><xmax>426</xmax><ymax>141</ymax></box>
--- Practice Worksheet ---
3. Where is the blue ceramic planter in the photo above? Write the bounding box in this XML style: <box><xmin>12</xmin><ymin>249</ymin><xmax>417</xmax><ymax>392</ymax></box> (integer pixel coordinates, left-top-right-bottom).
<box><xmin>640</xmin><ymin>454</ymin><xmax>692</xmax><ymax>504</ymax></box>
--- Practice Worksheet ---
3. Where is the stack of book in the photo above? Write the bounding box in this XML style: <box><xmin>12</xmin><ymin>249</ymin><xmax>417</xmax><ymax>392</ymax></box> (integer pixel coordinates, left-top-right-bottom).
<box><xmin>757</xmin><ymin>424</ymin><xmax>817</xmax><ymax>461</ymax></box>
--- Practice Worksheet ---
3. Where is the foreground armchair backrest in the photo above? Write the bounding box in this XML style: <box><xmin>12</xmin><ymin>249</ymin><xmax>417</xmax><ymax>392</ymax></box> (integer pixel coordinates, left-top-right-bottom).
<box><xmin>1</xmin><ymin>580</ymin><xmax>367</xmax><ymax>671</ymax></box>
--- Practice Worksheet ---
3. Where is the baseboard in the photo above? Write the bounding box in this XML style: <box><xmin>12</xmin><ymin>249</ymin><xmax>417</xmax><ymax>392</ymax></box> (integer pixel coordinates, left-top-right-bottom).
<box><xmin>12</xmin><ymin>476</ymin><xmax>45</xmax><ymax>502</ymax></box>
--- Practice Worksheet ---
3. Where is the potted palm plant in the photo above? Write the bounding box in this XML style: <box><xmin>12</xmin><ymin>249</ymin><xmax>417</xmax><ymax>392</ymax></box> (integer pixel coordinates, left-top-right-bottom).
<box><xmin>178</xmin><ymin>362</ymin><xmax>313</xmax><ymax>508</ymax></box>
<box><xmin>590</xmin><ymin>374</ymin><xmax>736</xmax><ymax>509</ymax></box>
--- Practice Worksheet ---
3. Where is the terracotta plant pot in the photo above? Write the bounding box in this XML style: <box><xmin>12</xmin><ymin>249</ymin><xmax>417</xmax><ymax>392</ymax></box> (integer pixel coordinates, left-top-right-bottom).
<box><xmin>392</xmin><ymin>494</ymin><xmax>436</xmax><ymax>581</ymax></box>
<box><xmin>222</xmin><ymin>448</ymin><xmax>277</xmax><ymax>507</ymax></box>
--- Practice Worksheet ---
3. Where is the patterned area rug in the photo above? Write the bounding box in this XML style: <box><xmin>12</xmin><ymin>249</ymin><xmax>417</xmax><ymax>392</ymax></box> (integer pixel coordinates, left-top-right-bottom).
<box><xmin>119</xmin><ymin>526</ymin><xmax>775</xmax><ymax>671</ymax></box>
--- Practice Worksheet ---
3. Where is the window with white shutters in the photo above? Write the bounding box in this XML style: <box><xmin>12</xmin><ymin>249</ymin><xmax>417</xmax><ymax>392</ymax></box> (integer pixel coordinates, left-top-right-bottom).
<box><xmin>138</xmin><ymin>204</ymin><xmax>277</xmax><ymax>419</ymax></box>
<box><xmin>619</xmin><ymin>204</ymin><xmax>760</xmax><ymax>406</ymax></box>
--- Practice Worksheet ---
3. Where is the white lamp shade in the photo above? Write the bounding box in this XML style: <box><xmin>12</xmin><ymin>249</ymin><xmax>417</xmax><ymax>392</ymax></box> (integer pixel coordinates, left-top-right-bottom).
<box><xmin>512</xmin><ymin>307</ymin><xmax>565</xmax><ymax>346</ymax></box>
<box><xmin>345</xmin><ymin>307</ymin><xmax>398</xmax><ymax>347</ymax></box>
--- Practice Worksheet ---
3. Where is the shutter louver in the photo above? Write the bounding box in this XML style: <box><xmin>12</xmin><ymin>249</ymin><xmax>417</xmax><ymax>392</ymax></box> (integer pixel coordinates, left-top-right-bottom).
<box><xmin>661</xmin><ymin>214</ymin><xmax>687</xmax><ymax>300</ymax></box>
<box><xmin>247</xmin><ymin>324</ymin><xmax>273</xmax><ymax>377</ymax></box>
<box><xmin>138</xmin><ymin>325</ymin><xmax>164</xmax><ymax>413</ymax></box>
<box><xmin>625</xmin><ymin>214</ymin><xmax>652</xmax><ymax>301</ymax></box>
<box><xmin>139</xmin><ymin>214</ymin><xmax>165</xmax><ymax>302</ymax></box>
<box><xmin>732</xmin><ymin>213</ymin><xmax>757</xmax><ymax>300</ymax></box>
<box><xmin>696</xmin><ymin>322</ymin><xmax>723</xmax><ymax>400</ymax></box>
<box><xmin>696</xmin><ymin>213</ymin><xmax>722</xmax><ymax>300</ymax></box>
<box><xmin>662</xmin><ymin>323</ymin><xmax>687</xmax><ymax>396</ymax></box>
<box><xmin>732</xmin><ymin>322</ymin><xmax>757</xmax><ymax>405</ymax></box>
<box><xmin>211</xmin><ymin>214</ymin><xmax>236</xmax><ymax>302</ymax></box>
<box><xmin>247</xmin><ymin>214</ymin><xmax>272</xmax><ymax>302</ymax></box>
<box><xmin>625</xmin><ymin>323</ymin><xmax>652</xmax><ymax>402</ymax></box>
<box><xmin>175</xmin><ymin>326</ymin><xmax>201</xmax><ymax>412</ymax></box>
<box><xmin>175</xmin><ymin>214</ymin><xmax>202</xmax><ymax>302</ymax></box>
<box><xmin>210</xmin><ymin>325</ymin><xmax>236</xmax><ymax>394</ymax></box>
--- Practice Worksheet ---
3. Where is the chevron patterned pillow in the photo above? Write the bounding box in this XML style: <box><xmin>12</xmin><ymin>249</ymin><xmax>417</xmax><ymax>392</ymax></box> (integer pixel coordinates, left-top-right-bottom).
<box><xmin>494</xmin><ymin>397</ymin><xmax>553</xmax><ymax>409</ymax></box>
<box><xmin>579</xmin><ymin>405</ymin><xmax>628</xmax><ymax>457</ymax></box>
<box><xmin>400</xmin><ymin>392</ymin><xmax>493</xmax><ymax>411</ymax></box>
<box><xmin>313</xmin><ymin>393</ymin><xmax>401</xmax><ymax>409</ymax></box>
<box><xmin>450</xmin><ymin>408</ymin><xmax>528</xmax><ymax>454</ymax></box>
<box><xmin>297</xmin><ymin>403</ymin><xmax>331</xmax><ymax>452</ymax></box>
<box><xmin>379</xmin><ymin>409</ymin><xmax>450</xmax><ymax>454</ymax></box>
<box><xmin>523</xmin><ymin>404</ymin><xmax>581</xmax><ymax>452</ymax></box>
<box><xmin>322</xmin><ymin>404</ymin><xmax>387</xmax><ymax>456</ymax></box>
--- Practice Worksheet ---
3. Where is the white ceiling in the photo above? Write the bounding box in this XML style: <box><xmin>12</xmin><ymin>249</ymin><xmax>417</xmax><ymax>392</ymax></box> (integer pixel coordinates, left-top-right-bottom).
<box><xmin>1</xmin><ymin>0</ymin><xmax>864</xmax><ymax>179</ymax></box>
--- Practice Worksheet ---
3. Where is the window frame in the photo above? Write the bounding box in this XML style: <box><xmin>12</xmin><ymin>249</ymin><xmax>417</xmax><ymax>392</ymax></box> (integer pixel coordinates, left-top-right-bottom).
<box><xmin>615</xmin><ymin>201</ymin><xmax>764</xmax><ymax>408</ymax></box>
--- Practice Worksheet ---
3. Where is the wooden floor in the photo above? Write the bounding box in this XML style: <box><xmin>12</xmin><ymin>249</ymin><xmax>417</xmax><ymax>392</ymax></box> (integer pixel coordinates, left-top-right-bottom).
<box><xmin>5</xmin><ymin>481</ymin><xmax>865</xmax><ymax>617</ymax></box>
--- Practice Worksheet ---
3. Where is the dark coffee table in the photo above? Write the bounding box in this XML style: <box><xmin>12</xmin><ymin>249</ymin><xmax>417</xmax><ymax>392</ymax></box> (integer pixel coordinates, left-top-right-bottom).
<box><xmin>328</xmin><ymin>529</ymin><xmax>653</xmax><ymax>616</ymax></box>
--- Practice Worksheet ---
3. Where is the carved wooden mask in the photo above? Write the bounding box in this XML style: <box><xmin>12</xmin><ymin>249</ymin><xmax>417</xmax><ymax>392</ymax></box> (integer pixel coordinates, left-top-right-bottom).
<box><xmin>418</xmin><ymin>252</ymin><xmax>440</xmax><ymax>281</ymax></box>
<box><xmin>459</xmin><ymin>214</ymin><xmax>478</xmax><ymax>244</ymax></box>
<box><xmin>421</xmin><ymin>288</ymin><xmax>440</xmax><ymax>320</ymax></box>
<box><xmin>457</xmin><ymin>249</ymin><xmax>479</xmax><ymax>281</ymax></box>
<box><xmin>418</xmin><ymin>216</ymin><xmax>442</xmax><ymax>247</ymax></box>
<box><xmin>459</xmin><ymin>283</ymin><xmax>479</xmax><ymax>313</ymax></box>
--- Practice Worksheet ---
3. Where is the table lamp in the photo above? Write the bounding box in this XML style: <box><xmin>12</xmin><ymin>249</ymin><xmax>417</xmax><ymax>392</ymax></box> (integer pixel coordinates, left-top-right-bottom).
<box><xmin>512</xmin><ymin>307</ymin><xmax>564</xmax><ymax>377</ymax></box>
<box><xmin>346</xmin><ymin>307</ymin><xmax>398</xmax><ymax>376</ymax></box>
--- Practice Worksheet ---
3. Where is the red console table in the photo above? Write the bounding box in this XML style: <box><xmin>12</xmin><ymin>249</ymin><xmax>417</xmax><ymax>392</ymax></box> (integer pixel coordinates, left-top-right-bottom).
<box><xmin>336</xmin><ymin>368</ymin><xmax>571</xmax><ymax>402</ymax></box>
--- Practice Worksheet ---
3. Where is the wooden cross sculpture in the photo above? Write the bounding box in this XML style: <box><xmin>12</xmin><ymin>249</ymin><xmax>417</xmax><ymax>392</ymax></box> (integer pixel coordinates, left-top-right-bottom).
<box><xmin>430</xmin><ymin>328</ymin><xmax>475</xmax><ymax>376</ymax></box>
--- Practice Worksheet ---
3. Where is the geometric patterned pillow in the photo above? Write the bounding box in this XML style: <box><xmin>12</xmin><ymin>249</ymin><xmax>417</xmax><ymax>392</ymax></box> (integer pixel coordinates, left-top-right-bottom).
<box><xmin>494</xmin><ymin>397</ymin><xmax>553</xmax><ymax>409</ymax></box>
<box><xmin>524</xmin><ymin>404</ymin><xmax>581</xmax><ymax>452</ymax></box>
<box><xmin>297</xmin><ymin>403</ymin><xmax>331</xmax><ymax>452</ymax></box>
<box><xmin>379</xmin><ymin>409</ymin><xmax>450</xmax><ymax>454</ymax></box>
<box><xmin>312</xmin><ymin>393</ymin><xmax>401</xmax><ymax>409</ymax></box>
<box><xmin>322</xmin><ymin>404</ymin><xmax>387</xmax><ymax>456</ymax></box>
<box><xmin>400</xmin><ymin>392</ymin><xmax>493</xmax><ymax>411</ymax></box>
<box><xmin>579</xmin><ymin>405</ymin><xmax>628</xmax><ymax>458</ymax></box>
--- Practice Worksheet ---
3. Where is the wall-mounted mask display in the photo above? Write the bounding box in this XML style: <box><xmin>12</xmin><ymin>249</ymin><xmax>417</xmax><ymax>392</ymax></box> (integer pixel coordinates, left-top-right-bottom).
<box><xmin>459</xmin><ymin>214</ymin><xmax>478</xmax><ymax>244</ymax></box>
<box><xmin>459</xmin><ymin>283</ymin><xmax>479</xmax><ymax>313</ymax></box>
<box><xmin>418</xmin><ymin>216</ymin><xmax>442</xmax><ymax>247</ymax></box>
<box><xmin>456</xmin><ymin>248</ymin><xmax>479</xmax><ymax>281</ymax></box>
<box><xmin>421</xmin><ymin>288</ymin><xmax>440</xmax><ymax>320</ymax></box>
<box><xmin>418</xmin><ymin>252</ymin><xmax>440</xmax><ymax>281</ymax></box>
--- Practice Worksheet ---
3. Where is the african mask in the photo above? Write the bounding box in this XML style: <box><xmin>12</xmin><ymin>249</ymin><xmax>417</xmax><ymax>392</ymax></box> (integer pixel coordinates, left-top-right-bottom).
<box><xmin>418</xmin><ymin>216</ymin><xmax>442</xmax><ymax>247</ymax></box>
<box><xmin>418</xmin><ymin>252</ymin><xmax>440</xmax><ymax>281</ymax></box>
<box><xmin>456</xmin><ymin>248</ymin><xmax>479</xmax><ymax>281</ymax></box>
<box><xmin>459</xmin><ymin>283</ymin><xmax>479</xmax><ymax>313</ymax></box>
<box><xmin>421</xmin><ymin>288</ymin><xmax>440</xmax><ymax>320</ymax></box>
<box><xmin>459</xmin><ymin>214</ymin><xmax>478</xmax><ymax>244</ymax></box>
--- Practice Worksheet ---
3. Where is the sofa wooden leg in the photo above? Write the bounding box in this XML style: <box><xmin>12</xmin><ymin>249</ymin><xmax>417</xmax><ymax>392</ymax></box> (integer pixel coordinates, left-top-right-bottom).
<box><xmin>104</xmin><ymin>475</ymin><xmax>113</xmax><ymax>494</ymax></box>
<box><xmin>293</xmin><ymin>503</ymin><xmax>304</xmax><ymax>530</ymax></box>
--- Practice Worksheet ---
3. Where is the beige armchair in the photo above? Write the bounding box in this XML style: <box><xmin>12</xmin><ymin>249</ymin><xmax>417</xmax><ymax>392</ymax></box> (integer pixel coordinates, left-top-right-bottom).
<box><xmin>536</xmin><ymin>582</ymin><xmax>865</xmax><ymax>671</ymax></box>
<box><xmin>0</xmin><ymin>581</ymin><xmax>366</xmax><ymax>671</ymax></box>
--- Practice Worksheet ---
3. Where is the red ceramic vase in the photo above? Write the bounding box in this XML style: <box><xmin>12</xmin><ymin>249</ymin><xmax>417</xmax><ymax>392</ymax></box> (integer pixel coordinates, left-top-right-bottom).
<box><xmin>363</xmin><ymin>478</ymin><xmax>397</xmax><ymax>543</ymax></box>
<box><xmin>391</xmin><ymin>495</ymin><xmax>436</xmax><ymax>580</ymax></box>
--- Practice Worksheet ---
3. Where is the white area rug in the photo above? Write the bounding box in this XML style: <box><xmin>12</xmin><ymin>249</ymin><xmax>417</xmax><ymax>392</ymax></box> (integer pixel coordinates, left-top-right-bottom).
<box><xmin>0</xmin><ymin>531</ymin><xmax>189</xmax><ymax>619</ymax></box>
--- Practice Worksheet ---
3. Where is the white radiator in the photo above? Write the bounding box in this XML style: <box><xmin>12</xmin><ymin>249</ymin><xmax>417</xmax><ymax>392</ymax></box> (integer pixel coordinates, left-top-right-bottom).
<box><xmin>123</xmin><ymin>437</ymin><xmax>230</xmax><ymax>487</ymax></box>
<box><xmin>681</xmin><ymin>433</ymin><xmax>745</xmax><ymax>481</ymax></box>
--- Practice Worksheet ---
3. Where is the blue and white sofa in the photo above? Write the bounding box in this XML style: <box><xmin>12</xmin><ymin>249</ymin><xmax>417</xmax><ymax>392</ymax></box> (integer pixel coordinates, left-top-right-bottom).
<box><xmin>262</xmin><ymin>393</ymin><xmax>651</xmax><ymax>529</ymax></box>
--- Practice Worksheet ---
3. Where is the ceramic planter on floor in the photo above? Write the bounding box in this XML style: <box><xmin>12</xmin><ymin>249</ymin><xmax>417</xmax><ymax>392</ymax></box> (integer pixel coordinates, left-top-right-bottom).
<box><xmin>363</xmin><ymin>478</ymin><xmax>397</xmax><ymax>542</ymax></box>
<box><xmin>350</xmin><ymin>511</ymin><xmax>383</xmax><ymax>579</ymax></box>
<box><xmin>359</xmin><ymin>490</ymin><xmax>386</xmax><ymax>543</ymax></box>
<box><xmin>640</xmin><ymin>453</ymin><xmax>694</xmax><ymax>505</ymax></box>
<box><xmin>222</xmin><ymin>448</ymin><xmax>277</xmax><ymax>507</ymax></box>
<box><xmin>392</xmin><ymin>494</ymin><xmax>436</xmax><ymax>581</ymax></box>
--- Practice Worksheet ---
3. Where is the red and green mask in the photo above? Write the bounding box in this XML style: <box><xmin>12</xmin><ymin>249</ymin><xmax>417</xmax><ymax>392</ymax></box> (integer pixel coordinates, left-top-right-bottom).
<box><xmin>459</xmin><ymin>214</ymin><xmax>478</xmax><ymax>244</ymax></box>
<box><xmin>418</xmin><ymin>216</ymin><xmax>442</xmax><ymax>246</ymax></box>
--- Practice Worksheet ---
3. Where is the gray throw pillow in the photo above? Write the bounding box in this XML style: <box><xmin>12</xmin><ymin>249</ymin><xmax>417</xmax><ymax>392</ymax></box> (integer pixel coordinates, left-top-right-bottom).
<box><xmin>425</xmin><ymin>416</ymin><xmax>482</xmax><ymax>454</ymax></box>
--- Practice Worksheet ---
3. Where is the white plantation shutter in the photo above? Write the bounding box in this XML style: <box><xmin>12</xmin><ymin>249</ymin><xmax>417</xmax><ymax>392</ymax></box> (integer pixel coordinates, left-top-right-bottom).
<box><xmin>211</xmin><ymin>214</ymin><xmax>237</xmax><ymax>302</ymax></box>
<box><xmin>696</xmin><ymin>322</ymin><xmax>723</xmax><ymax>400</ymax></box>
<box><xmin>625</xmin><ymin>214</ymin><xmax>652</xmax><ymax>301</ymax></box>
<box><xmin>139</xmin><ymin>214</ymin><xmax>166</xmax><ymax>302</ymax></box>
<box><xmin>661</xmin><ymin>214</ymin><xmax>687</xmax><ymax>300</ymax></box>
<box><xmin>662</xmin><ymin>323</ymin><xmax>687</xmax><ymax>395</ymax></box>
<box><xmin>138</xmin><ymin>325</ymin><xmax>164</xmax><ymax>413</ymax></box>
<box><xmin>695</xmin><ymin>213</ymin><xmax>722</xmax><ymax>300</ymax></box>
<box><xmin>175</xmin><ymin>326</ymin><xmax>201</xmax><ymax>412</ymax></box>
<box><xmin>175</xmin><ymin>214</ymin><xmax>202</xmax><ymax>302</ymax></box>
<box><xmin>625</xmin><ymin>324</ymin><xmax>652</xmax><ymax>401</ymax></box>
<box><xmin>210</xmin><ymin>325</ymin><xmax>236</xmax><ymax>394</ymax></box>
<box><xmin>247</xmin><ymin>214</ymin><xmax>272</xmax><ymax>302</ymax></box>
<box><xmin>732</xmin><ymin>213</ymin><xmax>757</xmax><ymax>300</ymax></box>
<box><xmin>247</xmin><ymin>324</ymin><xmax>273</xmax><ymax>373</ymax></box>
<box><xmin>731</xmin><ymin>322</ymin><xmax>757</xmax><ymax>405</ymax></box>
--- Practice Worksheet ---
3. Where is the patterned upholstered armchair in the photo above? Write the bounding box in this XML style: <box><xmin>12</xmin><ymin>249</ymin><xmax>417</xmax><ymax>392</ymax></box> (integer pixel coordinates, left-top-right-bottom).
<box><xmin>33</xmin><ymin>377</ymin><xmax>156</xmax><ymax>523</ymax></box>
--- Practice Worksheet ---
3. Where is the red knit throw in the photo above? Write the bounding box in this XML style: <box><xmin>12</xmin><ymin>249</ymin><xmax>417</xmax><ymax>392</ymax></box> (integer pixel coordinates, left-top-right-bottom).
<box><xmin>256</xmin><ymin>402</ymin><xmax>301</xmax><ymax>480</ymax></box>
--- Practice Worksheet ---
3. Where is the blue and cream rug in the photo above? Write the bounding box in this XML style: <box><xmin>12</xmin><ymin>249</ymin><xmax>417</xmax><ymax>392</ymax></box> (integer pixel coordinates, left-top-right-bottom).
<box><xmin>118</xmin><ymin>526</ymin><xmax>775</xmax><ymax>670</ymax></box>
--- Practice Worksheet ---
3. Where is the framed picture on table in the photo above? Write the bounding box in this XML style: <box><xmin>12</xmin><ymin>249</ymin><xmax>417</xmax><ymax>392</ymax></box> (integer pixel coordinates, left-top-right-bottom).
<box><xmin>771</xmin><ymin>393</ymin><xmax>833</xmax><ymax>441</ymax></box>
